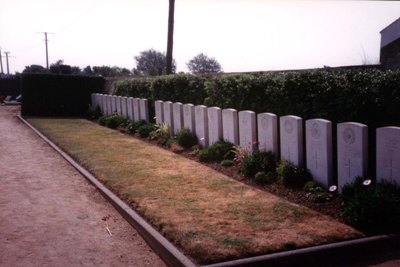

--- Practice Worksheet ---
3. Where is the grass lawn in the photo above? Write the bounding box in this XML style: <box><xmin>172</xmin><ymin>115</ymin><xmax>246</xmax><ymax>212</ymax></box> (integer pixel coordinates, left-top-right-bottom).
<box><xmin>28</xmin><ymin>118</ymin><xmax>363</xmax><ymax>264</ymax></box>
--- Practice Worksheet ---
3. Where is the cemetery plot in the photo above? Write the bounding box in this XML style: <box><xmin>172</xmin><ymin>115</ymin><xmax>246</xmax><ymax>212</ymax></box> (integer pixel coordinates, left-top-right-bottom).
<box><xmin>27</xmin><ymin>118</ymin><xmax>362</xmax><ymax>265</ymax></box>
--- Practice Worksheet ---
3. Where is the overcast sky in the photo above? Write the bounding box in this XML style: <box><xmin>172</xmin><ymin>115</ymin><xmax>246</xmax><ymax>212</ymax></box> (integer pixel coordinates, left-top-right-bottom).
<box><xmin>1</xmin><ymin>0</ymin><xmax>400</xmax><ymax>74</ymax></box>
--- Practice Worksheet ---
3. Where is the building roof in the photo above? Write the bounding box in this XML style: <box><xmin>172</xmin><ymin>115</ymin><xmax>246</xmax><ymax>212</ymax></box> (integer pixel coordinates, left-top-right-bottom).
<box><xmin>381</xmin><ymin>17</ymin><xmax>400</xmax><ymax>48</ymax></box>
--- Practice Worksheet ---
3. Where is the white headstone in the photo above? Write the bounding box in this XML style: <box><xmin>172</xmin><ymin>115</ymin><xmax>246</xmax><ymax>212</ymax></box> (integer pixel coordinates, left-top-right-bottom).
<box><xmin>155</xmin><ymin>100</ymin><xmax>164</xmax><ymax>124</ymax></box>
<box><xmin>208</xmin><ymin>107</ymin><xmax>223</xmax><ymax>145</ymax></box>
<box><xmin>133</xmin><ymin>98</ymin><xmax>140</xmax><ymax>121</ymax></box>
<box><xmin>163</xmin><ymin>101</ymin><xmax>174</xmax><ymax>134</ymax></box>
<box><xmin>127</xmin><ymin>97</ymin><xmax>134</xmax><ymax>120</ymax></box>
<box><xmin>222</xmin><ymin>108</ymin><xmax>239</xmax><ymax>145</ymax></box>
<box><xmin>257</xmin><ymin>112</ymin><xmax>278</xmax><ymax>155</ymax></box>
<box><xmin>116</xmin><ymin>96</ymin><xmax>123</xmax><ymax>115</ymax></box>
<box><xmin>195</xmin><ymin>105</ymin><xmax>209</xmax><ymax>148</ymax></box>
<box><xmin>306</xmin><ymin>119</ymin><xmax>333</xmax><ymax>188</ymax></box>
<box><xmin>111</xmin><ymin>96</ymin><xmax>117</xmax><ymax>114</ymax></box>
<box><xmin>139</xmin><ymin>98</ymin><xmax>149</xmax><ymax>122</ymax></box>
<box><xmin>173</xmin><ymin>102</ymin><xmax>184</xmax><ymax>135</ymax></box>
<box><xmin>106</xmin><ymin>95</ymin><xmax>113</xmax><ymax>115</ymax></box>
<box><xmin>121</xmin><ymin>97</ymin><xmax>128</xmax><ymax>118</ymax></box>
<box><xmin>337</xmin><ymin>122</ymin><xmax>368</xmax><ymax>192</ymax></box>
<box><xmin>376</xmin><ymin>127</ymin><xmax>400</xmax><ymax>184</ymax></box>
<box><xmin>183</xmin><ymin>104</ymin><xmax>195</xmax><ymax>134</ymax></box>
<box><xmin>101</xmin><ymin>94</ymin><xmax>108</xmax><ymax>115</ymax></box>
<box><xmin>239</xmin><ymin>111</ymin><xmax>257</xmax><ymax>152</ymax></box>
<box><xmin>280</xmin><ymin>115</ymin><xmax>303</xmax><ymax>166</ymax></box>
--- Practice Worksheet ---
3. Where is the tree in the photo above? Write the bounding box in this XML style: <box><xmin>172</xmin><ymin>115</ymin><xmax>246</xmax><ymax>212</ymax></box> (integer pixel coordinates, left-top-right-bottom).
<box><xmin>22</xmin><ymin>65</ymin><xmax>47</xmax><ymax>73</ymax></box>
<box><xmin>133</xmin><ymin>49</ymin><xmax>176</xmax><ymax>76</ymax></box>
<box><xmin>186</xmin><ymin>53</ymin><xmax>222</xmax><ymax>74</ymax></box>
<box><xmin>166</xmin><ymin>0</ymin><xmax>175</xmax><ymax>74</ymax></box>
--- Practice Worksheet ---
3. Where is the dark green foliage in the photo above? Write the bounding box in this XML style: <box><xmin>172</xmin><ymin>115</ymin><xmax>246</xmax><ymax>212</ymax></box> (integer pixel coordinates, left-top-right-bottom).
<box><xmin>112</xmin><ymin>78</ymin><xmax>152</xmax><ymax>99</ymax></box>
<box><xmin>111</xmin><ymin>68</ymin><xmax>400</xmax><ymax>127</ymax></box>
<box><xmin>86</xmin><ymin>105</ymin><xmax>102</xmax><ymax>120</ymax></box>
<box><xmin>197</xmin><ymin>141</ymin><xmax>234</xmax><ymax>162</ymax></box>
<box><xmin>176</xmin><ymin>128</ymin><xmax>197</xmax><ymax>148</ymax></box>
<box><xmin>254</xmin><ymin>171</ymin><xmax>276</xmax><ymax>184</ymax></box>
<box><xmin>303</xmin><ymin>183</ymin><xmax>333</xmax><ymax>203</ymax></box>
<box><xmin>276</xmin><ymin>160</ymin><xmax>311</xmax><ymax>189</ymax></box>
<box><xmin>0</xmin><ymin>75</ymin><xmax>21</xmax><ymax>98</ymax></box>
<box><xmin>137</xmin><ymin>123</ymin><xmax>156</xmax><ymax>138</ymax></box>
<box><xmin>21</xmin><ymin>73</ymin><xmax>104</xmax><ymax>117</ymax></box>
<box><xmin>220</xmin><ymin>159</ymin><xmax>234</xmax><ymax>167</ymax></box>
<box><xmin>100</xmin><ymin>114</ymin><xmax>128</xmax><ymax>129</ymax></box>
<box><xmin>125</xmin><ymin>120</ymin><xmax>147</xmax><ymax>134</ymax></box>
<box><xmin>151</xmin><ymin>74</ymin><xmax>207</xmax><ymax>105</ymax></box>
<box><xmin>341</xmin><ymin>177</ymin><xmax>400</xmax><ymax>234</ymax></box>
<box><xmin>239</xmin><ymin>150</ymin><xmax>277</xmax><ymax>178</ymax></box>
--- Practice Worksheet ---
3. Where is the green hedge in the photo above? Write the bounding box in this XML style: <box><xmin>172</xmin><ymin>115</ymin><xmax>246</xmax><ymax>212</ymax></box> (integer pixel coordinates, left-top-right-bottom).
<box><xmin>112</xmin><ymin>74</ymin><xmax>207</xmax><ymax>105</ymax></box>
<box><xmin>21</xmin><ymin>73</ymin><xmax>104</xmax><ymax>116</ymax></box>
<box><xmin>111</xmin><ymin>69</ymin><xmax>400</xmax><ymax>127</ymax></box>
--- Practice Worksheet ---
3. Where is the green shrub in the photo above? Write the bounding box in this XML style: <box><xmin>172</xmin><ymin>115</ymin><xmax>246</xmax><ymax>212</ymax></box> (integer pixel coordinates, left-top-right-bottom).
<box><xmin>197</xmin><ymin>141</ymin><xmax>234</xmax><ymax>162</ymax></box>
<box><xmin>341</xmin><ymin>177</ymin><xmax>400</xmax><ymax>234</ymax></box>
<box><xmin>276</xmin><ymin>160</ymin><xmax>311</xmax><ymax>189</ymax></box>
<box><xmin>125</xmin><ymin>120</ymin><xmax>147</xmax><ymax>134</ymax></box>
<box><xmin>149</xmin><ymin>123</ymin><xmax>171</xmax><ymax>146</ymax></box>
<box><xmin>239</xmin><ymin>150</ymin><xmax>277</xmax><ymax>178</ymax></box>
<box><xmin>112</xmin><ymin>78</ymin><xmax>152</xmax><ymax>98</ymax></box>
<box><xmin>220</xmin><ymin>159</ymin><xmax>234</xmax><ymax>167</ymax></box>
<box><xmin>137</xmin><ymin>123</ymin><xmax>156</xmax><ymax>138</ymax></box>
<box><xmin>87</xmin><ymin>105</ymin><xmax>102</xmax><ymax>120</ymax></box>
<box><xmin>21</xmin><ymin>73</ymin><xmax>104</xmax><ymax>117</ymax></box>
<box><xmin>254</xmin><ymin>171</ymin><xmax>275</xmax><ymax>184</ymax></box>
<box><xmin>176</xmin><ymin>128</ymin><xmax>197</xmax><ymax>148</ymax></box>
<box><xmin>303</xmin><ymin>181</ymin><xmax>321</xmax><ymax>192</ymax></box>
<box><xmin>104</xmin><ymin>114</ymin><xmax>128</xmax><ymax>129</ymax></box>
<box><xmin>98</xmin><ymin>115</ymin><xmax>107</xmax><ymax>126</ymax></box>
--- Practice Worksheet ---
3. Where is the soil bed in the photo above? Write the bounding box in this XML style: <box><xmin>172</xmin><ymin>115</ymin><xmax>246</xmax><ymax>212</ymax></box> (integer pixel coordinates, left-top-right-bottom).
<box><xmin>27</xmin><ymin>118</ymin><xmax>362</xmax><ymax>265</ymax></box>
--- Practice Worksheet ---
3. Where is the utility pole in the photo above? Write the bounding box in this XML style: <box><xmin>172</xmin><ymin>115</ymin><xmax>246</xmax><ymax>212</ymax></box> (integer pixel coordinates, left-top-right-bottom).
<box><xmin>4</xmin><ymin>51</ymin><xmax>10</xmax><ymax>74</ymax></box>
<box><xmin>37</xmin><ymin>32</ymin><xmax>53</xmax><ymax>69</ymax></box>
<box><xmin>0</xmin><ymin>46</ymin><xmax>4</xmax><ymax>74</ymax></box>
<box><xmin>166</xmin><ymin>0</ymin><xmax>175</xmax><ymax>74</ymax></box>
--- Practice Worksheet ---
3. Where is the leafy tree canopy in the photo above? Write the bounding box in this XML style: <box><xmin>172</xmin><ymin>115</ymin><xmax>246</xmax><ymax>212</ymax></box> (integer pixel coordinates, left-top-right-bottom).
<box><xmin>22</xmin><ymin>65</ymin><xmax>47</xmax><ymax>73</ymax></box>
<box><xmin>133</xmin><ymin>49</ymin><xmax>176</xmax><ymax>76</ymax></box>
<box><xmin>187</xmin><ymin>53</ymin><xmax>222</xmax><ymax>74</ymax></box>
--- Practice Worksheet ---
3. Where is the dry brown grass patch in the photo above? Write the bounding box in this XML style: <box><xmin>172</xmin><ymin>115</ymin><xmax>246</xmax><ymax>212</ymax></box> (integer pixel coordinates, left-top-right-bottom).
<box><xmin>28</xmin><ymin>118</ymin><xmax>363</xmax><ymax>264</ymax></box>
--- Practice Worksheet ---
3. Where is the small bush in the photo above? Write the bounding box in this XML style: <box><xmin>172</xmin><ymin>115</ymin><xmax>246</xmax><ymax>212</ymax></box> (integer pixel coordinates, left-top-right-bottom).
<box><xmin>176</xmin><ymin>128</ymin><xmax>197</xmax><ymax>148</ymax></box>
<box><xmin>149</xmin><ymin>123</ymin><xmax>171</xmax><ymax>146</ymax></box>
<box><xmin>303</xmin><ymin>181</ymin><xmax>321</xmax><ymax>192</ymax></box>
<box><xmin>98</xmin><ymin>115</ymin><xmax>108</xmax><ymax>126</ymax></box>
<box><xmin>254</xmin><ymin>171</ymin><xmax>275</xmax><ymax>184</ymax></box>
<box><xmin>197</xmin><ymin>141</ymin><xmax>234</xmax><ymax>162</ymax></box>
<box><xmin>103</xmin><ymin>114</ymin><xmax>128</xmax><ymax>129</ymax></box>
<box><xmin>87</xmin><ymin>105</ymin><xmax>102</xmax><ymax>120</ymax></box>
<box><xmin>239</xmin><ymin>150</ymin><xmax>277</xmax><ymax>178</ymax></box>
<box><xmin>137</xmin><ymin>123</ymin><xmax>156</xmax><ymax>138</ymax></box>
<box><xmin>276</xmin><ymin>160</ymin><xmax>311</xmax><ymax>189</ymax></box>
<box><xmin>341</xmin><ymin>177</ymin><xmax>400</xmax><ymax>234</ymax></box>
<box><xmin>220</xmin><ymin>159</ymin><xmax>234</xmax><ymax>167</ymax></box>
<box><xmin>125</xmin><ymin>120</ymin><xmax>147</xmax><ymax>134</ymax></box>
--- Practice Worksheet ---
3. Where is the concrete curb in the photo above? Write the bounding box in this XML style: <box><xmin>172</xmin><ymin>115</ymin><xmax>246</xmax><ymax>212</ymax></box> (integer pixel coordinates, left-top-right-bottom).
<box><xmin>19</xmin><ymin>116</ymin><xmax>400</xmax><ymax>267</ymax></box>
<box><xmin>18</xmin><ymin>116</ymin><xmax>197</xmax><ymax>267</ymax></box>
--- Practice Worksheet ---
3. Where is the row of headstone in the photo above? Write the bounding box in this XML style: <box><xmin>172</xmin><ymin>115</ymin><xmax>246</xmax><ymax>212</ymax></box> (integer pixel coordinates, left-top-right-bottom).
<box><xmin>92</xmin><ymin>93</ymin><xmax>149</xmax><ymax>122</ymax></box>
<box><xmin>153</xmin><ymin>99</ymin><xmax>400</xmax><ymax>192</ymax></box>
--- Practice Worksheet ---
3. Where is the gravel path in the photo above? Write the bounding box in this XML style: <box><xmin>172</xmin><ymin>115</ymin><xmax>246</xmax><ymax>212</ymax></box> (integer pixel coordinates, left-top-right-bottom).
<box><xmin>0</xmin><ymin>106</ymin><xmax>166</xmax><ymax>267</ymax></box>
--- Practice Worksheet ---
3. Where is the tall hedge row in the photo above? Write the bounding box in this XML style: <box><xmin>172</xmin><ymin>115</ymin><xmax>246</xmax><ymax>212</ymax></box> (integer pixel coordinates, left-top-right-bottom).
<box><xmin>112</xmin><ymin>69</ymin><xmax>400</xmax><ymax>127</ymax></box>
<box><xmin>21</xmin><ymin>73</ymin><xmax>105</xmax><ymax>116</ymax></box>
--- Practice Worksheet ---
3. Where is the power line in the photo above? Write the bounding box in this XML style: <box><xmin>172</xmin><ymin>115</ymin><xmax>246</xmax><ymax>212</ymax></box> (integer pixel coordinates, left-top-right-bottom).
<box><xmin>37</xmin><ymin>32</ymin><xmax>54</xmax><ymax>69</ymax></box>
<box><xmin>0</xmin><ymin>46</ymin><xmax>3</xmax><ymax>74</ymax></box>
<box><xmin>4</xmin><ymin>51</ymin><xmax>11</xmax><ymax>74</ymax></box>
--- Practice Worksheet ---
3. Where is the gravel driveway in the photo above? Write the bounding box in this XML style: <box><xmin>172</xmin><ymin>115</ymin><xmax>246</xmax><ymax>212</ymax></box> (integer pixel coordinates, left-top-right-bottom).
<box><xmin>0</xmin><ymin>106</ymin><xmax>166</xmax><ymax>267</ymax></box>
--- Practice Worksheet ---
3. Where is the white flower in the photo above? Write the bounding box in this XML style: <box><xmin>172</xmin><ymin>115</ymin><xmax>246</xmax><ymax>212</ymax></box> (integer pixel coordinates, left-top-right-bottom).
<box><xmin>363</xmin><ymin>179</ymin><xmax>372</xmax><ymax>186</ymax></box>
<box><xmin>329</xmin><ymin>185</ymin><xmax>337</xmax><ymax>192</ymax></box>
<box><xmin>200</xmin><ymin>137</ymin><xmax>205</xmax><ymax>141</ymax></box>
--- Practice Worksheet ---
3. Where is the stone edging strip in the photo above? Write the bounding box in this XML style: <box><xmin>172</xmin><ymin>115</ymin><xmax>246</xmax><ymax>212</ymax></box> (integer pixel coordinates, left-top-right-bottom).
<box><xmin>18</xmin><ymin>116</ymin><xmax>197</xmax><ymax>267</ymax></box>
<box><xmin>19</xmin><ymin>116</ymin><xmax>400</xmax><ymax>267</ymax></box>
